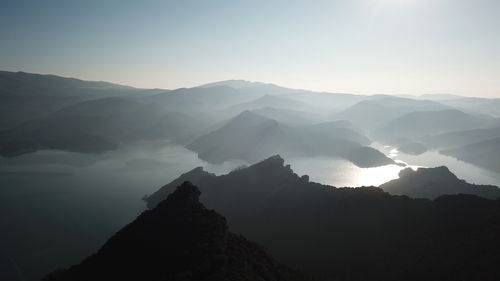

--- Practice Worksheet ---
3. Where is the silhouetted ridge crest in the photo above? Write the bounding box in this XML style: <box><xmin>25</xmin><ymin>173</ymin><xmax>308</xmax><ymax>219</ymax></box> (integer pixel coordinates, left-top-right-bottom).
<box><xmin>399</xmin><ymin>166</ymin><xmax>457</xmax><ymax>180</ymax></box>
<box><xmin>145</xmin><ymin>157</ymin><xmax>500</xmax><ymax>280</ymax></box>
<box><xmin>145</xmin><ymin>167</ymin><xmax>215</xmax><ymax>208</ymax></box>
<box><xmin>159</xmin><ymin>181</ymin><xmax>201</xmax><ymax>206</ymax></box>
<box><xmin>244</xmin><ymin>154</ymin><xmax>286</xmax><ymax>170</ymax></box>
<box><xmin>45</xmin><ymin>182</ymin><xmax>305</xmax><ymax>281</ymax></box>
<box><xmin>381</xmin><ymin>166</ymin><xmax>500</xmax><ymax>199</ymax></box>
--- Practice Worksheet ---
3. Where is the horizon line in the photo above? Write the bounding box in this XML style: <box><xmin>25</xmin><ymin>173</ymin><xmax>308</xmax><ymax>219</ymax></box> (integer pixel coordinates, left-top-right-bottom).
<box><xmin>1</xmin><ymin>68</ymin><xmax>495</xmax><ymax>100</ymax></box>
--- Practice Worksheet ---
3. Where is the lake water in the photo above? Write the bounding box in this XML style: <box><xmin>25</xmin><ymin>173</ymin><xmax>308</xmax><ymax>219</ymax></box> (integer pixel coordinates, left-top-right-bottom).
<box><xmin>1</xmin><ymin>142</ymin><xmax>499</xmax><ymax>281</ymax></box>
<box><xmin>288</xmin><ymin>143</ymin><xmax>500</xmax><ymax>188</ymax></box>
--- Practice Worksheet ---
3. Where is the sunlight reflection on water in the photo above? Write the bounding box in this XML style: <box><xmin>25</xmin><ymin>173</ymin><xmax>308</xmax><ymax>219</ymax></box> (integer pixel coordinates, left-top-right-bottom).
<box><xmin>286</xmin><ymin>156</ymin><xmax>418</xmax><ymax>187</ymax></box>
<box><xmin>286</xmin><ymin>144</ymin><xmax>424</xmax><ymax>187</ymax></box>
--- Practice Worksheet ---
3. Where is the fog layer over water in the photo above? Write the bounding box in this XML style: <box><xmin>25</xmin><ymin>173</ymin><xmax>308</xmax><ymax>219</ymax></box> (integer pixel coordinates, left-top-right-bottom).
<box><xmin>0</xmin><ymin>142</ymin><xmax>245</xmax><ymax>281</ymax></box>
<box><xmin>1</xmin><ymin>141</ymin><xmax>500</xmax><ymax>281</ymax></box>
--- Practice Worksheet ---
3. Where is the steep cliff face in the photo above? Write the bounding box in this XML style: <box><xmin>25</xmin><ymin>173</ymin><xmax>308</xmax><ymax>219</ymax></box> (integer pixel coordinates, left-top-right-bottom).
<box><xmin>45</xmin><ymin>182</ymin><xmax>305</xmax><ymax>281</ymax></box>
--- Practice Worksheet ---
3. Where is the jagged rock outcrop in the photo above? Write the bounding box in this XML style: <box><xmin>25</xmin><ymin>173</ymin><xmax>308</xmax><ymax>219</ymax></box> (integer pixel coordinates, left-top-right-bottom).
<box><xmin>45</xmin><ymin>182</ymin><xmax>306</xmax><ymax>281</ymax></box>
<box><xmin>381</xmin><ymin>166</ymin><xmax>500</xmax><ymax>199</ymax></box>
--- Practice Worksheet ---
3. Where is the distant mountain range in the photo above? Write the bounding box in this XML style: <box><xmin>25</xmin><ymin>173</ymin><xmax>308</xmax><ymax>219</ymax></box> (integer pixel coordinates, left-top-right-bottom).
<box><xmin>442</xmin><ymin>137</ymin><xmax>500</xmax><ymax>173</ymax></box>
<box><xmin>374</xmin><ymin>109</ymin><xmax>496</xmax><ymax>147</ymax></box>
<box><xmin>0</xmin><ymin>96</ymin><xmax>204</xmax><ymax>156</ymax></box>
<box><xmin>1</xmin><ymin>70</ymin><xmax>500</xmax><ymax>171</ymax></box>
<box><xmin>186</xmin><ymin>110</ymin><xmax>393</xmax><ymax>167</ymax></box>
<box><xmin>334</xmin><ymin>96</ymin><xmax>449</xmax><ymax>130</ymax></box>
<box><xmin>0</xmin><ymin>71</ymin><xmax>158</xmax><ymax>130</ymax></box>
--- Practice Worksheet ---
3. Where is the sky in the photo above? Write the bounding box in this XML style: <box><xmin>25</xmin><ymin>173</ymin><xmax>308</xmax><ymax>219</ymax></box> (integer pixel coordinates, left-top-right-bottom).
<box><xmin>1</xmin><ymin>0</ymin><xmax>500</xmax><ymax>97</ymax></box>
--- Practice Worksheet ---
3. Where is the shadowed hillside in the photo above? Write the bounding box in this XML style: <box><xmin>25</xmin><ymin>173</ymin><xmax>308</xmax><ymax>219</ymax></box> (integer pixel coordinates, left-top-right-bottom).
<box><xmin>45</xmin><ymin>182</ymin><xmax>306</xmax><ymax>281</ymax></box>
<box><xmin>380</xmin><ymin>166</ymin><xmax>500</xmax><ymax>199</ymax></box>
<box><xmin>146</xmin><ymin>156</ymin><xmax>500</xmax><ymax>281</ymax></box>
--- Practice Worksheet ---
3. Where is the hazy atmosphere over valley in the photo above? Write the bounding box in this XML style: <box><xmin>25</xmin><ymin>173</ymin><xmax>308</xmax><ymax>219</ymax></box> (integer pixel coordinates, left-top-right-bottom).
<box><xmin>1</xmin><ymin>1</ymin><xmax>500</xmax><ymax>281</ymax></box>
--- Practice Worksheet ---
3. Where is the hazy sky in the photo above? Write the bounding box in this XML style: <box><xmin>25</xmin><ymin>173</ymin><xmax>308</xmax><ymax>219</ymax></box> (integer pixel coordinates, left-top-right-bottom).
<box><xmin>1</xmin><ymin>0</ymin><xmax>500</xmax><ymax>97</ymax></box>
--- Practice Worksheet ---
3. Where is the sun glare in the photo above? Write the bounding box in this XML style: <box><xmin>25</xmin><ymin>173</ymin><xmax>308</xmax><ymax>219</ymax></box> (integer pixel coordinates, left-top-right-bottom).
<box><xmin>376</xmin><ymin>0</ymin><xmax>420</xmax><ymax>6</ymax></box>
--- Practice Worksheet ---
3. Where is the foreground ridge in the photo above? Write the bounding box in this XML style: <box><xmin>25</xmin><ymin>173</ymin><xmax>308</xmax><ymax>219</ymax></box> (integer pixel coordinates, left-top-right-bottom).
<box><xmin>44</xmin><ymin>181</ymin><xmax>306</xmax><ymax>281</ymax></box>
<box><xmin>146</xmin><ymin>156</ymin><xmax>500</xmax><ymax>281</ymax></box>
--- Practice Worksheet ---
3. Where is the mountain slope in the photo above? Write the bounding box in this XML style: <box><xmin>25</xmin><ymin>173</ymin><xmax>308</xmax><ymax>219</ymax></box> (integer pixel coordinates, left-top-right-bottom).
<box><xmin>0</xmin><ymin>97</ymin><xmax>204</xmax><ymax>156</ymax></box>
<box><xmin>146</xmin><ymin>156</ymin><xmax>500</xmax><ymax>281</ymax></box>
<box><xmin>439</xmin><ymin>97</ymin><xmax>500</xmax><ymax>117</ymax></box>
<box><xmin>422</xmin><ymin>126</ymin><xmax>500</xmax><ymax>149</ymax></box>
<box><xmin>335</xmin><ymin>97</ymin><xmax>449</xmax><ymax>130</ymax></box>
<box><xmin>380</xmin><ymin>166</ymin><xmax>500</xmax><ymax>199</ymax></box>
<box><xmin>441</xmin><ymin>137</ymin><xmax>500</xmax><ymax>173</ymax></box>
<box><xmin>45</xmin><ymin>182</ymin><xmax>304</xmax><ymax>281</ymax></box>
<box><xmin>147</xmin><ymin>85</ymin><xmax>260</xmax><ymax>113</ymax></box>
<box><xmin>0</xmin><ymin>71</ymin><xmax>153</xmax><ymax>130</ymax></box>
<box><xmin>251</xmin><ymin>107</ymin><xmax>323</xmax><ymax>125</ymax></box>
<box><xmin>377</xmin><ymin>109</ymin><xmax>492</xmax><ymax>142</ymax></box>
<box><xmin>197</xmin><ymin>79</ymin><xmax>269</xmax><ymax>89</ymax></box>
<box><xmin>226</xmin><ymin>94</ymin><xmax>305</xmax><ymax>112</ymax></box>
<box><xmin>187</xmin><ymin>111</ymin><xmax>393</xmax><ymax>167</ymax></box>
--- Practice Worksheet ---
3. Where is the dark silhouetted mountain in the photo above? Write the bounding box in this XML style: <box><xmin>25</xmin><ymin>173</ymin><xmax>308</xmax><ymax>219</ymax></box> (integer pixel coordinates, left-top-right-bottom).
<box><xmin>45</xmin><ymin>182</ymin><xmax>305</xmax><ymax>281</ymax></box>
<box><xmin>422</xmin><ymin>126</ymin><xmax>500</xmax><ymax>149</ymax></box>
<box><xmin>376</xmin><ymin>109</ymin><xmax>492</xmax><ymax>143</ymax></box>
<box><xmin>442</xmin><ymin>137</ymin><xmax>500</xmax><ymax>173</ymax></box>
<box><xmin>187</xmin><ymin>111</ymin><xmax>393</xmax><ymax>167</ymax></box>
<box><xmin>380</xmin><ymin>166</ymin><xmax>500</xmax><ymax>199</ymax></box>
<box><xmin>0</xmin><ymin>71</ymin><xmax>156</xmax><ymax>130</ymax></box>
<box><xmin>335</xmin><ymin>97</ymin><xmax>449</xmax><ymax>130</ymax></box>
<box><xmin>0</xmin><ymin>97</ymin><xmax>204</xmax><ymax>156</ymax></box>
<box><xmin>146</xmin><ymin>156</ymin><xmax>500</xmax><ymax>281</ymax></box>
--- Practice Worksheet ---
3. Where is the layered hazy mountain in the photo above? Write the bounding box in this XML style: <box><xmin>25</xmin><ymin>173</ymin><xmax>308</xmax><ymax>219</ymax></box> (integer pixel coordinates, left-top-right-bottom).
<box><xmin>372</xmin><ymin>109</ymin><xmax>498</xmax><ymax>153</ymax></box>
<box><xmin>2</xmin><ymin>70</ymin><xmax>500</xmax><ymax>171</ymax></box>
<box><xmin>45</xmin><ymin>182</ymin><xmax>306</xmax><ymax>281</ymax></box>
<box><xmin>378</xmin><ymin>109</ymin><xmax>493</xmax><ymax>140</ymax></box>
<box><xmin>441</xmin><ymin>138</ymin><xmax>500</xmax><ymax>173</ymax></box>
<box><xmin>0</xmin><ymin>97</ymin><xmax>205</xmax><ymax>156</ymax></box>
<box><xmin>422</xmin><ymin>126</ymin><xmax>500</xmax><ymax>149</ymax></box>
<box><xmin>334</xmin><ymin>96</ymin><xmax>449</xmax><ymax>130</ymax></box>
<box><xmin>186</xmin><ymin>110</ymin><xmax>393</xmax><ymax>167</ymax></box>
<box><xmin>146</xmin><ymin>156</ymin><xmax>500</xmax><ymax>281</ymax></box>
<box><xmin>0</xmin><ymin>71</ymin><xmax>158</xmax><ymax>130</ymax></box>
<box><xmin>439</xmin><ymin>97</ymin><xmax>500</xmax><ymax>118</ymax></box>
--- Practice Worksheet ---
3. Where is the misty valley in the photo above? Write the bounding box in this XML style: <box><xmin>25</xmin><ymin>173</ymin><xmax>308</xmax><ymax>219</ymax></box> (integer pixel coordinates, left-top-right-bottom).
<box><xmin>1</xmin><ymin>71</ymin><xmax>500</xmax><ymax>281</ymax></box>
